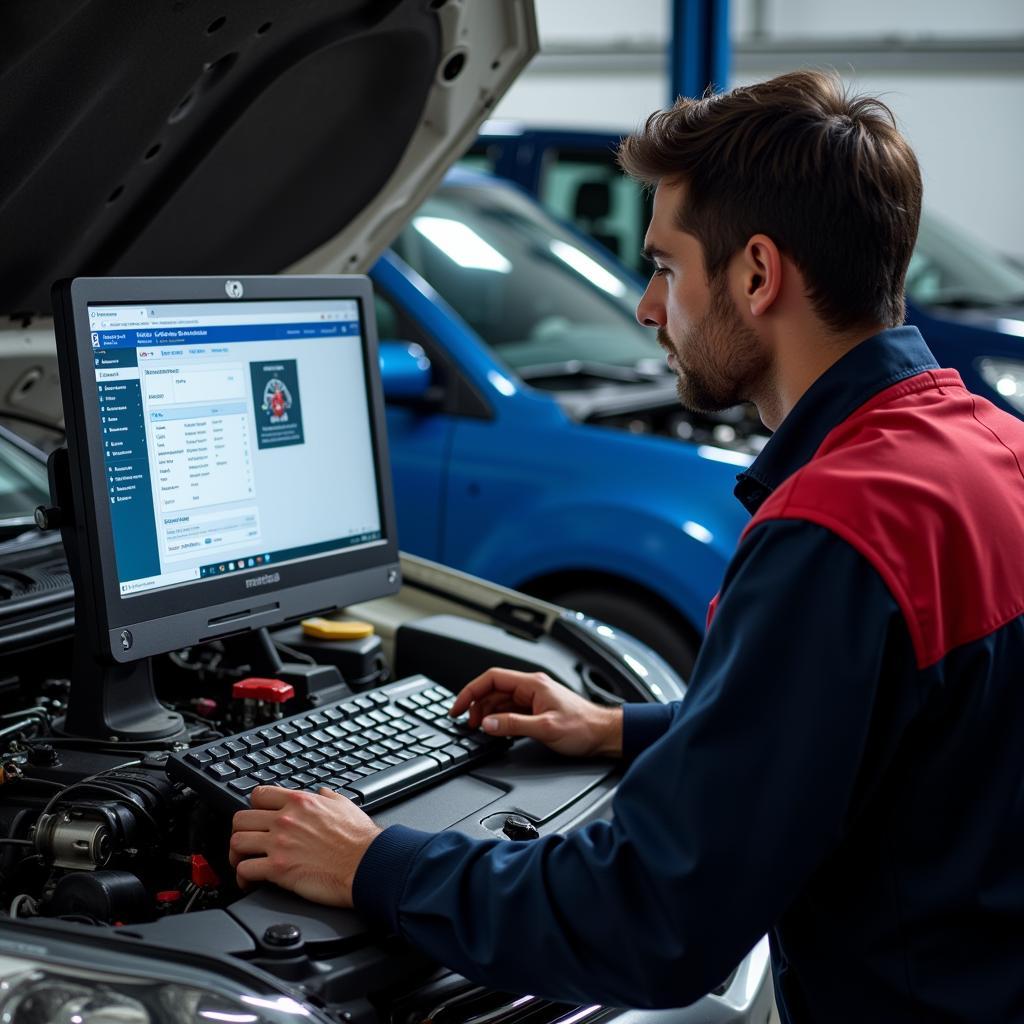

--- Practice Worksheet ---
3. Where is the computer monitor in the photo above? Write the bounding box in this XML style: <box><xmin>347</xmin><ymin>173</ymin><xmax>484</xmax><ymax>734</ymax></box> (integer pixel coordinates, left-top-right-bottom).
<box><xmin>49</xmin><ymin>276</ymin><xmax>401</xmax><ymax>741</ymax></box>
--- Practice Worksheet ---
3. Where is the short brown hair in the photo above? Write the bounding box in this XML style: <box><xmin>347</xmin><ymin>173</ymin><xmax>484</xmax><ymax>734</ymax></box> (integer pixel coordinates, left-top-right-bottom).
<box><xmin>618</xmin><ymin>69</ymin><xmax>922</xmax><ymax>332</ymax></box>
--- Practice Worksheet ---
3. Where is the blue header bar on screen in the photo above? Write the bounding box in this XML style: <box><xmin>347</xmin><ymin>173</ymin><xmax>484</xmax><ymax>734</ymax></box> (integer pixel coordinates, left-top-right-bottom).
<box><xmin>93</xmin><ymin>321</ymin><xmax>359</xmax><ymax>349</ymax></box>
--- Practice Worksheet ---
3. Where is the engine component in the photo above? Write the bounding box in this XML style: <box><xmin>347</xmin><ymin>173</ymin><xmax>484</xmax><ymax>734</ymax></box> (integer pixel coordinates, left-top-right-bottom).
<box><xmin>49</xmin><ymin>870</ymin><xmax>149</xmax><ymax>923</ymax></box>
<box><xmin>34</xmin><ymin>809</ymin><xmax>113</xmax><ymax>870</ymax></box>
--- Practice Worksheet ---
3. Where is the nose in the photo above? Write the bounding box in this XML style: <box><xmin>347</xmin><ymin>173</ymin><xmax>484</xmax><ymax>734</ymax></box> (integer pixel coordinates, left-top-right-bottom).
<box><xmin>636</xmin><ymin>277</ymin><xmax>664</xmax><ymax>328</ymax></box>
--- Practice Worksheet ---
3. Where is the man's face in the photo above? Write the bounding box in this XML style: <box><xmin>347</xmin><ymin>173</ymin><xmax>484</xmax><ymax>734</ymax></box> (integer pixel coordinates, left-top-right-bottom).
<box><xmin>636</xmin><ymin>181</ymin><xmax>768</xmax><ymax>413</ymax></box>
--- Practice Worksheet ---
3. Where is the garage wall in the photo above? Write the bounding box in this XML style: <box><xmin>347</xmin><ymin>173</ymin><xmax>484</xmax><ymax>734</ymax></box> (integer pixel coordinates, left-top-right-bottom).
<box><xmin>492</xmin><ymin>0</ymin><xmax>1024</xmax><ymax>260</ymax></box>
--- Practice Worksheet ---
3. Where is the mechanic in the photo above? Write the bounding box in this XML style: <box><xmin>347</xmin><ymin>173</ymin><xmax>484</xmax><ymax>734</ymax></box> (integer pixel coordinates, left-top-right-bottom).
<box><xmin>229</xmin><ymin>69</ymin><xmax>1024</xmax><ymax>1022</ymax></box>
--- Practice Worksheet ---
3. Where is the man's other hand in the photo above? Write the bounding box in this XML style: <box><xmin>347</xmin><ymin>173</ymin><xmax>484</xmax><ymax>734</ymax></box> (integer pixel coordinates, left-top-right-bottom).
<box><xmin>229</xmin><ymin>786</ymin><xmax>382</xmax><ymax>906</ymax></box>
<box><xmin>450</xmin><ymin>668</ymin><xmax>623</xmax><ymax>758</ymax></box>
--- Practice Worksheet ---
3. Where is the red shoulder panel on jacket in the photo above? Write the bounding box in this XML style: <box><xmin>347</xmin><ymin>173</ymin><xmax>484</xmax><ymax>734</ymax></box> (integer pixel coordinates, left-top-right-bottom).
<box><xmin>746</xmin><ymin>371</ymin><xmax>1024</xmax><ymax>668</ymax></box>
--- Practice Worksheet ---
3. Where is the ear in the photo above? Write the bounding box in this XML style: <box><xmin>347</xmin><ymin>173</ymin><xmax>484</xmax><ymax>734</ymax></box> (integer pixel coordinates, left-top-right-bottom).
<box><xmin>740</xmin><ymin>234</ymin><xmax>782</xmax><ymax>317</ymax></box>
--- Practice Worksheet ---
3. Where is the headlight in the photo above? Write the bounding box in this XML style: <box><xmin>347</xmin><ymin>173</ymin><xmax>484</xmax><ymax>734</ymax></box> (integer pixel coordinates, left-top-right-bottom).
<box><xmin>976</xmin><ymin>358</ymin><xmax>1024</xmax><ymax>414</ymax></box>
<box><xmin>0</xmin><ymin>951</ymin><xmax>320</xmax><ymax>1024</ymax></box>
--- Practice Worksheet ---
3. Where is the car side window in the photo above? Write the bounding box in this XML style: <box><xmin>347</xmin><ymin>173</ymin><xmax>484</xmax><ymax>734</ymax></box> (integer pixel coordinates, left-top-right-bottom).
<box><xmin>539</xmin><ymin>150</ymin><xmax>652</xmax><ymax>277</ymax></box>
<box><xmin>374</xmin><ymin>284</ymin><xmax>490</xmax><ymax>420</ymax></box>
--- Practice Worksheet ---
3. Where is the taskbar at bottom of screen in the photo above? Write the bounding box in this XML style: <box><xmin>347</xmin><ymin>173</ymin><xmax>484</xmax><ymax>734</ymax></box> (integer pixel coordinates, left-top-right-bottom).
<box><xmin>197</xmin><ymin>531</ymin><xmax>383</xmax><ymax>579</ymax></box>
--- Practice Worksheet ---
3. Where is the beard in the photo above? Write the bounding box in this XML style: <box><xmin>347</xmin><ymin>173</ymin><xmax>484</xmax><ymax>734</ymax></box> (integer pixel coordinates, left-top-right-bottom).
<box><xmin>659</xmin><ymin>275</ymin><xmax>769</xmax><ymax>414</ymax></box>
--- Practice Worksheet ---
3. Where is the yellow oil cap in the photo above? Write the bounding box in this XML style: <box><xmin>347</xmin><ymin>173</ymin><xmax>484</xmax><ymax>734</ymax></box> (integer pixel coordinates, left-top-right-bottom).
<box><xmin>301</xmin><ymin>617</ymin><xmax>375</xmax><ymax>641</ymax></box>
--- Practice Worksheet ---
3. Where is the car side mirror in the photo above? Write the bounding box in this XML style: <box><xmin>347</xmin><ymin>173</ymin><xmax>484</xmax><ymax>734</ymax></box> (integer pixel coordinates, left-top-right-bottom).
<box><xmin>379</xmin><ymin>341</ymin><xmax>433</xmax><ymax>403</ymax></box>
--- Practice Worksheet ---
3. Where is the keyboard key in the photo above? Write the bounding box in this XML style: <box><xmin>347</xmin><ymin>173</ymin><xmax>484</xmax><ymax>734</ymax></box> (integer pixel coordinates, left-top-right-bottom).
<box><xmin>262</xmin><ymin>745</ymin><xmax>286</xmax><ymax>761</ymax></box>
<box><xmin>285</xmin><ymin>757</ymin><xmax>310</xmax><ymax>771</ymax></box>
<box><xmin>340</xmin><ymin>701</ymin><xmax>360</xmax><ymax>716</ymax></box>
<box><xmin>228</xmin><ymin>756</ymin><xmax>254</xmax><ymax>772</ymax></box>
<box><xmin>247</xmin><ymin>751</ymin><xmax>271</xmax><ymax>766</ymax></box>
<box><xmin>347</xmin><ymin>756</ymin><xmax>440</xmax><ymax>803</ymax></box>
<box><xmin>251</xmin><ymin>769</ymin><xmax>277</xmax><ymax>783</ymax></box>
<box><xmin>308</xmin><ymin>712</ymin><xmax>329</xmax><ymax>726</ymax></box>
<box><xmin>276</xmin><ymin>722</ymin><xmax>298</xmax><ymax>737</ymax></box>
<box><xmin>382</xmin><ymin>754</ymin><xmax>404</xmax><ymax>766</ymax></box>
<box><xmin>353</xmin><ymin>696</ymin><xmax>375</xmax><ymax>711</ymax></box>
<box><xmin>208</xmin><ymin>762</ymin><xmax>237</xmax><ymax>779</ymax></box>
<box><xmin>310</xmin><ymin>729</ymin><xmax>332</xmax><ymax>744</ymax></box>
<box><xmin>207</xmin><ymin>745</ymin><xmax>229</xmax><ymax>759</ymax></box>
<box><xmin>367</xmin><ymin>743</ymin><xmax>388</xmax><ymax>757</ymax></box>
<box><xmin>369</xmin><ymin>710</ymin><xmax>390</xmax><ymax>724</ymax></box>
<box><xmin>280</xmin><ymin>740</ymin><xmax>303</xmax><ymax>755</ymax></box>
<box><xmin>325</xmin><ymin>725</ymin><xmax>347</xmax><ymax>740</ymax></box>
<box><xmin>186</xmin><ymin>750</ymin><xmax>213</xmax><ymax>766</ymax></box>
<box><xmin>367</xmin><ymin>760</ymin><xmax>389</xmax><ymax>772</ymax></box>
<box><xmin>229</xmin><ymin>777</ymin><xmax>259</xmax><ymax>794</ymax></box>
<box><xmin>257</xmin><ymin>726</ymin><xmax>282</xmax><ymax>741</ymax></box>
<box><xmin>368</xmin><ymin>691</ymin><xmax>389</xmax><ymax>706</ymax></box>
<box><xmin>323</xmin><ymin>707</ymin><xmax>344</xmax><ymax>722</ymax></box>
<box><xmin>292</xmin><ymin>773</ymin><xmax>316</xmax><ymax>787</ymax></box>
<box><xmin>303</xmin><ymin>750</ymin><xmax>326</xmax><ymax>765</ymax></box>
<box><xmin>241</xmin><ymin>735</ymin><xmax>263</xmax><ymax>750</ymax></box>
<box><xmin>269</xmin><ymin>763</ymin><xmax>291</xmax><ymax>778</ymax></box>
<box><xmin>225</xmin><ymin>739</ymin><xmax>247</xmax><ymax>756</ymax></box>
<box><xmin>441</xmin><ymin>744</ymin><xmax>471</xmax><ymax>762</ymax></box>
<box><xmin>421</xmin><ymin>735</ymin><xmax>449</xmax><ymax>750</ymax></box>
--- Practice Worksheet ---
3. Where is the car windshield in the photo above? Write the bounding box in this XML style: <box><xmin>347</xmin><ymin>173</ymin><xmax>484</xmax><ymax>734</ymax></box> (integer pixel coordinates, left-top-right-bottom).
<box><xmin>906</xmin><ymin>210</ymin><xmax>1024</xmax><ymax>308</ymax></box>
<box><xmin>0</xmin><ymin>432</ymin><xmax>50</xmax><ymax>528</ymax></box>
<box><xmin>391</xmin><ymin>180</ymin><xmax>664</xmax><ymax>375</ymax></box>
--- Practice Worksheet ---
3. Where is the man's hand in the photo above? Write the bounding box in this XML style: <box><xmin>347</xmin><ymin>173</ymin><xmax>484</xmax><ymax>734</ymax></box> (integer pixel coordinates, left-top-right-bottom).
<box><xmin>450</xmin><ymin>668</ymin><xmax>623</xmax><ymax>758</ymax></box>
<box><xmin>229</xmin><ymin>786</ymin><xmax>382</xmax><ymax>906</ymax></box>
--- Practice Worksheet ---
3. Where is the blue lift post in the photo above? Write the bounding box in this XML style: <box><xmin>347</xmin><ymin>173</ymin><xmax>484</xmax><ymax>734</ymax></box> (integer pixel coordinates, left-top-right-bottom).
<box><xmin>670</xmin><ymin>0</ymin><xmax>730</xmax><ymax>101</ymax></box>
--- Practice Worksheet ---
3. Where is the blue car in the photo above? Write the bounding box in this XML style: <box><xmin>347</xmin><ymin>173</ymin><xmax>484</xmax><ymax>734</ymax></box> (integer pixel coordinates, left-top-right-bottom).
<box><xmin>468</xmin><ymin>124</ymin><xmax>1024</xmax><ymax>421</ymax></box>
<box><xmin>371</xmin><ymin>170</ymin><xmax>758</xmax><ymax>676</ymax></box>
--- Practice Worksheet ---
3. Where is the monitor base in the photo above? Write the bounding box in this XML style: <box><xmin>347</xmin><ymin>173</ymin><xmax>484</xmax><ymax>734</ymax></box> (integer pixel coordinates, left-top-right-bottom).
<box><xmin>61</xmin><ymin>649</ymin><xmax>187</xmax><ymax>743</ymax></box>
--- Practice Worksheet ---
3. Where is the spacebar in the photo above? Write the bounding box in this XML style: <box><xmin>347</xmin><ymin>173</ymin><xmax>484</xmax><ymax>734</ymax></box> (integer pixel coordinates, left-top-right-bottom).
<box><xmin>347</xmin><ymin>756</ymin><xmax>442</xmax><ymax>803</ymax></box>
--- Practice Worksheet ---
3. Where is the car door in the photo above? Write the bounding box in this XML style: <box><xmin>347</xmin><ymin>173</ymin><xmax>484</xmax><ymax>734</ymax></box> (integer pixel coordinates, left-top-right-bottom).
<box><xmin>371</xmin><ymin>285</ymin><xmax>453</xmax><ymax>561</ymax></box>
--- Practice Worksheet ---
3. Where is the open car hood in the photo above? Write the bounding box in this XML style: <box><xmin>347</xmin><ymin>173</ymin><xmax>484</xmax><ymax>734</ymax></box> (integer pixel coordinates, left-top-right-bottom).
<box><xmin>0</xmin><ymin>0</ymin><xmax>537</xmax><ymax>316</ymax></box>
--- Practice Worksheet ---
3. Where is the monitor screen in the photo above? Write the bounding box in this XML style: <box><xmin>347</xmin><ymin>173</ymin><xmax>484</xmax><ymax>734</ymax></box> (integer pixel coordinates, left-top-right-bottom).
<box><xmin>53</xmin><ymin>276</ymin><xmax>400</xmax><ymax>665</ymax></box>
<box><xmin>87</xmin><ymin>298</ymin><xmax>384</xmax><ymax>598</ymax></box>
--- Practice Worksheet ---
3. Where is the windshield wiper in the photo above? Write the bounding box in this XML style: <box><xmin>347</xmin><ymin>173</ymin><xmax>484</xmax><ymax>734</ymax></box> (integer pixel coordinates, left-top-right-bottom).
<box><xmin>927</xmin><ymin>293</ymin><xmax>1024</xmax><ymax>310</ymax></box>
<box><xmin>518</xmin><ymin>359</ymin><xmax>666</xmax><ymax>384</ymax></box>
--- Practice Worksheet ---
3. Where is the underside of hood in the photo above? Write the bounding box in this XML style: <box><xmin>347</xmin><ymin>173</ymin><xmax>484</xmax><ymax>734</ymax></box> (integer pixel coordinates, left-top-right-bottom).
<box><xmin>0</xmin><ymin>0</ymin><xmax>537</xmax><ymax>316</ymax></box>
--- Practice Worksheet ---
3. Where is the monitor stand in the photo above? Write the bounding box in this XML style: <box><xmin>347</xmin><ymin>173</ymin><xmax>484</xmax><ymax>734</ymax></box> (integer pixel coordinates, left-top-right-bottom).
<box><xmin>45</xmin><ymin>447</ymin><xmax>186</xmax><ymax>743</ymax></box>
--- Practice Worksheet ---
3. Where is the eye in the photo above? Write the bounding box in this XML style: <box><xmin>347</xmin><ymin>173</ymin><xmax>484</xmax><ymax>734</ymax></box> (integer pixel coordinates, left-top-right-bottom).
<box><xmin>653</xmin><ymin>265</ymin><xmax>670</xmax><ymax>277</ymax></box>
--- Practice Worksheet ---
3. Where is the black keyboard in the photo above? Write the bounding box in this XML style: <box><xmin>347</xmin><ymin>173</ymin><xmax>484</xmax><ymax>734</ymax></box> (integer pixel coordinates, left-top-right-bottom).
<box><xmin>167</xmin><ymin>675</ymin><xmax>507</xmax><ymax>814</ymax></box>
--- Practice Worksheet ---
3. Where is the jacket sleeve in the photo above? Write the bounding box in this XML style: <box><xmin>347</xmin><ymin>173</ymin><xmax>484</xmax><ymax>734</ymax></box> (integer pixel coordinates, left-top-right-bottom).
<box><xmin>352</xmin><ymin>520</ymin><xmax>907</xmax><ymax>1008</ymax></box>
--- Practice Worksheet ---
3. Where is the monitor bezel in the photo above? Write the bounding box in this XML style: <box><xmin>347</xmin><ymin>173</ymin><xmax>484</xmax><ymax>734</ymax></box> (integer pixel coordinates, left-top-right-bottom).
<box><xmin>54</xmin><ymin>275</ymin><xmax>401</xmax><ymax>663</ymax></box>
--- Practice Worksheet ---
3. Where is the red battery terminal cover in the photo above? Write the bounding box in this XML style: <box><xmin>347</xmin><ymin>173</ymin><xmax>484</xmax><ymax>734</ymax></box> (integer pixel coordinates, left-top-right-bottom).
<box><xmin>190</xmin><ymin>854</ymin><xmax>221</xmax><ymax>888</ymax></box>
<box><xmin>231</xmin><ymin>677</ymin><xmax>295</xmax><ymax>704</ymax></box>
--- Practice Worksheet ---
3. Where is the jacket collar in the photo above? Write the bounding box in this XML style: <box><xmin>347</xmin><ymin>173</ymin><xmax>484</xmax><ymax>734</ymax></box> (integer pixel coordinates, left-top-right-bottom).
<box><xmin>734</xmin><ymin>326</ymin><xmax>939</xmax><ymax>515</ymax></box>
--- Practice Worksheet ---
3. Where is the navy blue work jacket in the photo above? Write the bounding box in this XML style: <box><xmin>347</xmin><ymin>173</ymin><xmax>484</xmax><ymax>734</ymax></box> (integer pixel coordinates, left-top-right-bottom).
<box><xmin>354</xmin><ymin>327</ymin><xmax>1024</xmax><ymax>1023</ymax></box>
